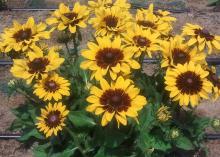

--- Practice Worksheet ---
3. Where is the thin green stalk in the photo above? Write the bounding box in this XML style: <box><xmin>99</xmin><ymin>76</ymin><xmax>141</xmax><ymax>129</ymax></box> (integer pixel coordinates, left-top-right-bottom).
<box><xmin>16</xmin><ymin>88</ymin><xmax>38</xmax><ymax>103</ymax></box>
<box><xmin>65</xmin><ymin>127</ymin><xmax>88</xmax><ymax>157</ymax></box>
<box><xmin>65</xmin><ymin>42</ymin><xmax>71</xmax><ymax>55</ymax></box>
<box><xmin>72</xmin><ymin>31</ymin><xmax>80</xmax><ymax>57</ymax></box>
<box><xmin>63</xmin><ymin>42</ymin><xmax>73</xmax><ymax>65</ymax></box>
<box><xmin>139</xmin><ymin>53</ymin><xmax>145</xmax><ymax>72</ymax></box>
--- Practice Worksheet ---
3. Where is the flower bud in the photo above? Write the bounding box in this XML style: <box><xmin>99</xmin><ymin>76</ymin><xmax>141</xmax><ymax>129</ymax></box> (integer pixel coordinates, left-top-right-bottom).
<box><xmin>171</xmin><ymin>129</ymin><xmax>179</xmax><ymax>139</ymax></box>
<box><xmin>212</xmin><ymin>119</ymin><xmax>220</xmax><ymax>128</ymax></box>
<box><xmin>8</xmin><ymin>79</ymin><xmax>16</xmax><ymax>87</ymax></box>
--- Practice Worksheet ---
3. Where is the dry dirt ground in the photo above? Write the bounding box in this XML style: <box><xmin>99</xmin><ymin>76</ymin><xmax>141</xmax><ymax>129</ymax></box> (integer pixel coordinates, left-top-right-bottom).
<box><xmin>1</xmin><ymin>0</ymin><xmax>220</xmax><ymax>156</ymax></box>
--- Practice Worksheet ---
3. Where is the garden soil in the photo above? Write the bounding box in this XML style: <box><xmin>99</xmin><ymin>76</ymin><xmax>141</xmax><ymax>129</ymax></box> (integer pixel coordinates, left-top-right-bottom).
<box><xmin>1</xmin><ymin>0</ymin><xmax>220</xmax><ymax>156</ymax></box>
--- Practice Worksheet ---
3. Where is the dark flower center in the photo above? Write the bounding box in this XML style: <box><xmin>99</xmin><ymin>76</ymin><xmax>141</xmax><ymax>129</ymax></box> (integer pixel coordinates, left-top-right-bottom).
<box><xmin>96</xmin><ymin>48</ymin><xmax>124</xmax><ymax>68</ymax></box>
<box><xmin>103</xmin><ymin>15</ymin><xmax>118</xmax><ymax>28</ymax></box>
<box><xmin>154</xmin><ymin>11</ymin><xmax>163</xmax><ymax>17</ymax></box>
<box><xmin>133</xmin><ymin>35</ymin><xmax>151</xmax><ymax>47</ymax></box>
<box><xmin>63</xmin><ymin>12</ymin><xmax>78</xmax><ymax>20</ymax></box>
<box><xmin>13</xmin><ymin>28</ymin><xmax>32</xmax><ymax>42</ymax></box>
<box><xmin>104</xmin><ymin>3</ymin><xmax>114</xmax><ymax>8</ymax></box>
<box><xmin>63</xmin><ymin>12</ymin><xmax>81</xmax><ymax>26</ymax></box>
<box><xmin>176</xmin><ymin>71</ymin><xmax>203</xmax><ymax>95</ymax></box>
<box><xmin>45</xmin><ymin>111</ymin><xmax>61</xmax><ymax>128</ymax></box>
<box><xmin>100</xmin><ymin>89</ymin><xmax>131</xmax><ymax>113</ymax></box>
<box><xmin>208</xmin><ymin>70</ymin><xmax>220</xmax><ymax>88</ymax></box>
<box><xmin>194</xmin><ymin>29</ymin><xmax>214</xmax><ymax>41</ymax></box>
<box><xmin>172</xmin><ymin>48</ymin><xmax>190</xmax><ymax>65</ymax></box>
<box><xmin>27</xmin><ymin>58</ymin><xmax>50</xmax><ymax>74</ymax></box>
<box><xmin>44</xmin><ymin>80</ymin><xmax>60</xmax><ymax>92</ymax></box>
<box><xmin>137</xmin><ymin>20</ymin><xmax>157</xmax><ymax>29</ymax></box>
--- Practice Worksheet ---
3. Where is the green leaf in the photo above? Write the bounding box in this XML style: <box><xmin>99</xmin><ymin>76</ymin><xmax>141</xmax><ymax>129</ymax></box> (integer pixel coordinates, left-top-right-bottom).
<box><xmin>175</xmin><ymin>136</ymin><xmax>194</xmax><ymax>150</ymax></box>
<box><xmin>34</xmin><ymin>149</ymin><xmax>47</xmax><ymax>157</ymax></box>
<box><xmin>94</xmin><ymin>146</ymin><xmax>136</xmax><ymax>157</ymax></box>
<box><xmin>94</xmin><ymin>147</ymin><xmax>105</xmax><ymax>157</ymax></box>
<box><xmin>9</xmin><ymin>119</ymin><xmax>24</xmax><ymax>131</ymax></box>
<box><xmin>208</xmin><ymin>0</ymin><xmax>220</xmax><ymax>6</ymax></box>
<box><xmin>138</xmin><ymin>133</ymin><xmax>171</xmax><ymax>152</ymax></box>
<box><xmin>104</xmin><ymin>127</ymin><xmax>128</xmax><ymax>148</ymax></box>
<box><xmin>68</xmin><ymin>111</ymin><xmax>96</xmax><ymax>129</ymax></box>
<box><xmin>52</xmin><ymin>148</ymin><xmax>78</xmax><ymax>157</ymax></box>
<box><xmin>138</xmin><ymin>104</ymin><xmax>155</xmax><ymax>131</ymax></box>
<box><xmin>33</xmin><ymin>143</ymin><xmax>50</xmax><ymax>157</ymax></box>
<box><xmin>19</xmin><ymin>128</ymin><xmax>44</xmax><ymax>141</ymax></box>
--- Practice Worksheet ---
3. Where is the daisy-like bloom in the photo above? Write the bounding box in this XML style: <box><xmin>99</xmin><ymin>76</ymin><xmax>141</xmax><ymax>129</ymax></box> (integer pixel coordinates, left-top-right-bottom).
<box><xmin>154</xmin><ymin>9</ymin><xmax>176</xmax><ymax>24</ymax></box>
<box><xmin>206</xmin><ymin>67</ymin><xmax>220</xmax><ymax>100</ymax></box>
<box><xmin>80</xmin><ymin>36</ymin><xmax>140</xmax><ymax>80</ymax></box>
<box><xmin>86</xmin><ymin>76</ymin><xmax>147</xmax><ymax>127</ymax></box>
<box><xmin>182</xmin><ymin>23</ymin><xmax>220</xmax><ymax>54</ymax></box>
<box><xmin>34</xmin><ymin>73</ymin><xmax>70</xmax><ymax>101</ymax></box>
<box><xmin>89</xmin><ymin>6</ymin><xmax>132</xmax><ymax>37</ymax></box>
<box><xmin>165</xmin><ymin>62</ymin><xmax>213</xmax><ymax>107</ymax></box>
<box><xmin>88</xmin><ymin>0</ymin><xmax>130</xmax><ymax>11</ymax></box>
<box><xmin>145</xmin><ymin>4</ymin><xmax>176</xmax><ymax>24</ymax></box>
<box><xmin>157</xmin><ymin>105</ymin><xmax>172</xmax><ymax>122</ymax></box>
<box><xmin>123</xmin><ymin>26</ymin><xmax>160</xmax><ymax>58</ymax></box>
<box><xmin>135</xmin><ymin>8</ymin><xmax>171</xmax><ymax>35</ymax></box>
<box><xmin>0</xmin><ymin>42</ymin><xmax>4</xmax><ymax>53</ymax></box>
<box><xmin>0</xmin><ymin>17</ymin><xmax>50</xmax><ymax>53</ymax></box>
<box><xmin>36</xmin><ymin>102</ymin><xmax>69</xmax><ymax>138</ymax></box>
<box><xmin>46</xmin><ymin>3</ymin><xmax>89</xmax><ymax>34</ymax></box>
<box><xmin>10</xmin><ymin>47</ymin><xmax>64</xmax><ymax>84</ymax></box>
<box><xmin>160</xmin><ymin>35</ymin><xmax>206</xmax><ymax>68</ymax></box>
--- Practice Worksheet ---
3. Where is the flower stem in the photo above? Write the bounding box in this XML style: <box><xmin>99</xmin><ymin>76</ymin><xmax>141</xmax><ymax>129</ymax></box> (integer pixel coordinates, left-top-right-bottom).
<box><xmin>139</xmin><ymin>53</ymin><xmax>145</xmax><ymax>72</ymax></box>
<box><xmin>65</xmin><ymin>127</ymin><xmax>88</xmax><ymax>157</ymax></box>
<box><xmin>64</xmin><ymin>42</ymin><xmax>71</xmax><ymax>55</ymax></box>
<box><xmin>16</xmin><ymin>88</ymin><xmax>38</xmax><ymax>103</ymax></box>
<box><xmin>72</xmin><ymin>35</ymin><xmax>79</xmax><ymax>57</ymax></box>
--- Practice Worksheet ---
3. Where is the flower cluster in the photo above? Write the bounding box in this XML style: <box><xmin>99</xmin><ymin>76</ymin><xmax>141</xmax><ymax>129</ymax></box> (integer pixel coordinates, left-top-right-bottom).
<box><xmin>1</xmin><ymin>1</ymin><xmax>220</xmax><ymax>156</ymax></box>
<box><xmin>0</xmin><ymin>17</ymin><xmax>71</xmax><ymax>138</ymax></box>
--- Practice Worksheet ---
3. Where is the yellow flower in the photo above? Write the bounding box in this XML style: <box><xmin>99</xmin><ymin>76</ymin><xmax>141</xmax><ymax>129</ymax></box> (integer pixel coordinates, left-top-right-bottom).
<box><xmin>89</xmin><ymin>6</ymin><xmax>132</xmax><ymax>37</ymax></box>
<box><xmin>46</xmin><ymin>2</ymin><xmax>89</xmax><ymax>33</ymax></box>
<box><xmin>206</xmin><ymin>66</ymin><xmax>220</xmax><ymax>100</ymax></box>
<box><xmin>86</xmin><ymin>76</ymin><xmax>147</xmax><ymax>127</ymax></box>
<box><xmin>10</xmin><ymin>47</ymin><xmax>64</xmax><ymax>84</ymax></box>
<box><xmin>123</xmin><ymin>26</ymin><xmax>160</xmax><ymax>58</ymax></box>
<box><xmin>165</xmin><ymin>62</ymin><xmax>213</xmax><ymax>107</ymax></box>
<box><xmin>34</xmin><ymin>73</ymin><xmax>70</xmax><ymax>101</ymax></box>
<box><xmin>0</xmin><ymin>17</ymin><xmax>50</xmax><ymax>53</ymax></box>
<box><xmin>182</xmin><ymin>23</ymin><xmax>220</xmax><ymax>54</ymax></box>
<box><xmin>160</xmin><ymin>35</ymin><xmax>206</xmax><ymax>68</ymax></box>
<box><xmin>0</xmin><ymin>41</ymin><xmax>4</xmax><ymax>53</ymax></box>
<box><xmin>36</xmin><ymin>102</ymin><xmax>69</xmax><ymax>138</ymax></box>
<box><xmin>88</xmin><ymin>0</ymin><xmax>130</xmax><ymax>11</ymax></box>
<box><xmin>157</xmin><ymin>105</ymin><xmax>171</xmax><ymax>122</ymax></box>
<box><xmin>147</xmin><ymin>4</ymin><xmax>176</xmax><ymax>24</ymax></box>
<box><xmin>135</xmin><ymin>6</ymin><xmax>171</xmax><ymax>35</ymax></box>
<box><xmin>80</xmin><ymin>36</ymin><xmax>140</xmax><ymax>80</ymax></box>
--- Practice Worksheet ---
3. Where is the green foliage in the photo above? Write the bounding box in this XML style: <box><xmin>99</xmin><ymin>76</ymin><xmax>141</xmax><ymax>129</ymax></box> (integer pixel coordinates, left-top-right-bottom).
<box><xmin>27</xmin><ymin>0</ymin><xmax>46</xmax><ymax>8</ymax></box>
<box><xmin>8</xmin><ymin>57</ymin><xmax>212</xmax><ymax>157</ymax></box>
<box><xmin>208</xmin><ymin>0</ymin><xmax>220</xmax><ymax>6</ymax></box>
<box><xmin>68</xmin><ymin>111</ymin><xmax>96</xmax><ymax>129</ymax></box>
<box><xmin>7</xmin><ymin>12</ymin><xmax>213</xmax><ymax>157</ymax></box>
<box><xmin>0</xmin><ymin>0</ymin><xmax>7</xmax><ymax>10</ymax></box>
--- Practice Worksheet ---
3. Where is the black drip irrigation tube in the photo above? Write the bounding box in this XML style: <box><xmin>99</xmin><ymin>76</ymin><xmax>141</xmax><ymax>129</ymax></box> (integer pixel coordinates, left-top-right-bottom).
<box><xmin>4</xmin><ymin>3</ymin><xmax>189</xmax><ymax>13</ymax></box>
<box><xmin>1</xmin><ymin>57</ymin><xmax>220</xmax><ymax>66</ymax></box>
<box><xmin>142</xmin><ymin>57</ymin><xmax>220</xmax><ymax>66</ymax></box>
<box><xmin>0</xmin><ymin>133</ymin><xmax>220</xmax><ymax>140</ymax></box>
